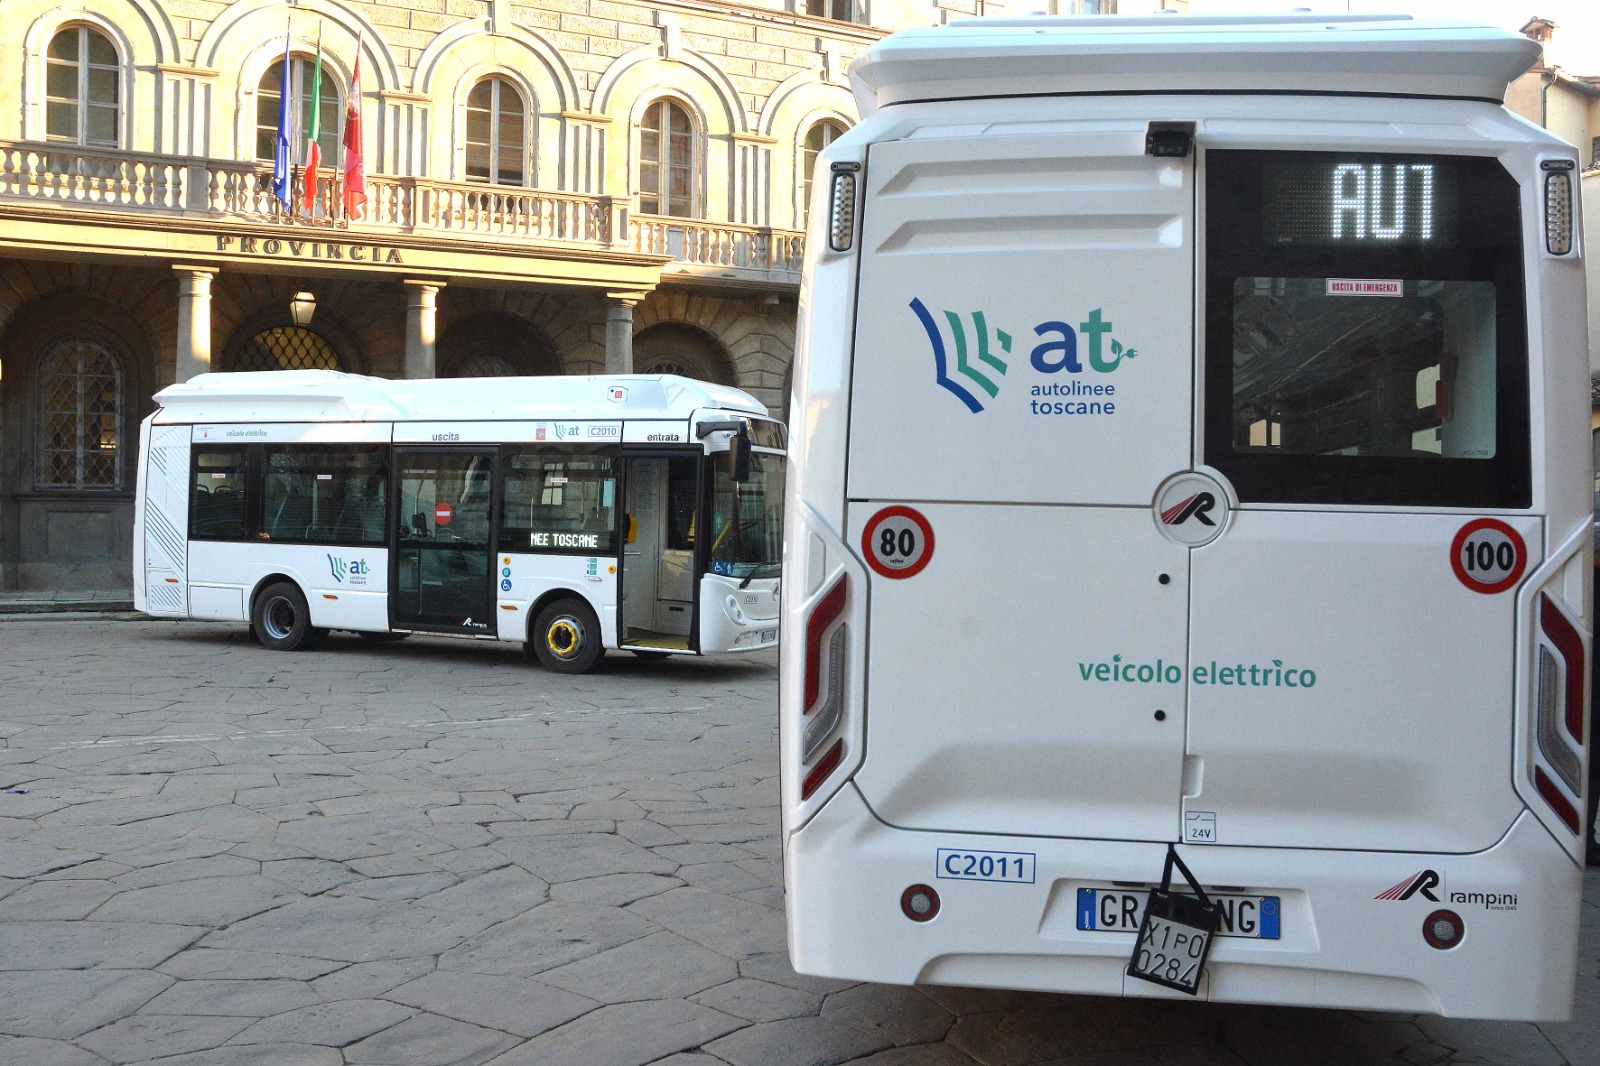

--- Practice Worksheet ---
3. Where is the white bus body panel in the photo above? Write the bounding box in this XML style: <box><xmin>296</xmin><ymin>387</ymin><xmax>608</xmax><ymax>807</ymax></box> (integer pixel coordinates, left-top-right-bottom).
<box><xmin>848</xmin><ymin>130</ymin><xmax>1192</xmax><ymax>506</ymax></box>
<box><xmin>140</xmin><ymin>423</ymin><xmax>190</xmax><ymax>617</ymax></box>
<box><xmin>1185</xmin><ymin>510</ymin><xmax>1539</xmax><ymax>853</ymax></box>
<box><xmin>497</xmin><ymin>552</ymin><xmax>617</xmax><ymax>646</ymax></box>
<box><xmin>188</xmin><ymin>541</ymin><xmax>391</xmax><ymax>631</ymax></box>
<box><xmin>789</xmin><ymin>787</ymin><xmax>1578</xmax><ymax>1019</ymax></box>
<box><xmin>850</xmin><ymin>503</ymin><xmax>1191</xmax><ymax>841</ymax></box>
<box><xmin>783</xmin><ymin>19</ymin><xmax>1588</xmax><ymax>1021</ymax></box>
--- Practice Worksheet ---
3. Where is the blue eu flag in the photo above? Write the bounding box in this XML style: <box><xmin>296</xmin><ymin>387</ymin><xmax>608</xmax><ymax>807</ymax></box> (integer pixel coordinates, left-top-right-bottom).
<box><xmin>270</xmin><ymin>31</ymin><xmax>292</xmax><ymax>208</ymax></box>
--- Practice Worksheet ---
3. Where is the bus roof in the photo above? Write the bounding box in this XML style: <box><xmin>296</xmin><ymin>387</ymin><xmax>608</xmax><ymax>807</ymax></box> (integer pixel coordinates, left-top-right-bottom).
<box><xmin>152</xmin><ymin>370</ymin><xmax>770</xmax><ymax>425</ymax></box>
<box><xmin>848</xmin><ymin>15</ymin><xmax>1542</xmax><ymax>116</ymax></box>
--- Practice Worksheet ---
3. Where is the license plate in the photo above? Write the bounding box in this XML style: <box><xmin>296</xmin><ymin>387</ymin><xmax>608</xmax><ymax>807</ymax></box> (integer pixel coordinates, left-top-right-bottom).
<box><xmin>1127</xmin><ymin>893</ymin><xmax>1215</xmax><ymax>995</ymax></box>
<box><xmin>1077</xmin><ymin>887</ymin><xmax>1280</xmax><ymax>940</ymax></box>
<box><xmin>760</xmin><ymin>628</ymin><xmax>777</xmax><ymax>644</ymax></box>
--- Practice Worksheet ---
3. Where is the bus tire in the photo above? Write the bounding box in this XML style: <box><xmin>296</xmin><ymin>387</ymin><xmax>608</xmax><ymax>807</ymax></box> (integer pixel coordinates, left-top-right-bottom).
<box><xmin>251</xmin><ymin>582</ymin><xmax>328</xmax><ymax>652</ymax></box>
<box><xmin>532</xmin><ymin>599</ymin><xmax>604</xmax><ymax>674</ymax></box>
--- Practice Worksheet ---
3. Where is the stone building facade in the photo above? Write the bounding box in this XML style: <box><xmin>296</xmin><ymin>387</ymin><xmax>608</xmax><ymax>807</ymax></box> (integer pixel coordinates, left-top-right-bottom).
<box><xmin>0</xmin><ymin>0</ymin><xmax>898</xmax><ymax>590</ymax></box>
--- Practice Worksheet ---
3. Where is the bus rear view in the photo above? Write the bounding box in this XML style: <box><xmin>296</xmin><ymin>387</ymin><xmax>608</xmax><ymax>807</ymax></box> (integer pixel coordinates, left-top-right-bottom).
<box><xmin>781</xmin><ymin>15</ymin><xmax>1591</xmax><ymax>1020</ymax></box>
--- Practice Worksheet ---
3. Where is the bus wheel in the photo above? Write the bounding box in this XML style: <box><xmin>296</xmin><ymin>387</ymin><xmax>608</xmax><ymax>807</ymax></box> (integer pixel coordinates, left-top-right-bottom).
<box><xmin>533</xmin><ymin>599</ymin><xmax>604</xmax><ymax>674</ymax></box>
<box><xmin>252</xmin><ymin>582</ymin><xmax>328</xmax><ymax>652</ymax></box>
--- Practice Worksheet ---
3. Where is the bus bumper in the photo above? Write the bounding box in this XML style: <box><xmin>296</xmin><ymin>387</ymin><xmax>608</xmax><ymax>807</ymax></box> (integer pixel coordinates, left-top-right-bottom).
<box><xmin>785</xmin><ymin>783</ymin><xmax>1581</xmax><ymax>1020</ymax></box>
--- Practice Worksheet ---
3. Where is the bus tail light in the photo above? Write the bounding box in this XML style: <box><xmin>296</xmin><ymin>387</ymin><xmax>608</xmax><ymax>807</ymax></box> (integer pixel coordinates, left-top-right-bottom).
<box><xmin>1543</xmin><ymin>160</ymin><xmax>1575</xmax><ymax>256</ymax></box>
<box><xmin>803</xmin><ymin>739</ymin><xmax>845</xmax><ymax>802</ymax></box>
<box><xmin>1533</xmin><ymin>593</ymin><xmax>1587</xmax><ymax>833</ymax></box>
<box><xmin>801</xmin><ymin>576</ymin><xmax>849</xmax><ymax>797</ymax></box>
<box><xmin>901</xmin><ymin>884</ymin><xmax>940</xmax><ymax>922</ymax></box>
<box><xmin>1423</xmin><ymin>909</ymin><xmax>1464</xmax><ymax>950</ymax></box>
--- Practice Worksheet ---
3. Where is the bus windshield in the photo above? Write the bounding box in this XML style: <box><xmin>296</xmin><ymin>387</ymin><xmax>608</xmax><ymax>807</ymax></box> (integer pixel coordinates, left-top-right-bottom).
<box><xmin>709</xmin><ymin>451</ymin><xmax>785</xmax><ymax>581</ymax></box>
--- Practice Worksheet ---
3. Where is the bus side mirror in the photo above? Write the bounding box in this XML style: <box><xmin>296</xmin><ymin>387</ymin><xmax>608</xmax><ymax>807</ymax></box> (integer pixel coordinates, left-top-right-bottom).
<box><xmin>730</xmin><ymin>432</ymin><xmax>752</xmax><ymax>483</ymax></box>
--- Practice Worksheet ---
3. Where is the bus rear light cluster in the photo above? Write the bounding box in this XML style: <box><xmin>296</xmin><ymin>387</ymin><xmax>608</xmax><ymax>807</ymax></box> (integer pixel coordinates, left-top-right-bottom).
<box><xmin>800</xmin><ymin>576</ymin><xmax>850</xmax><ymax>800</ymax></box>
<box><xmin>1533</xmin><ymin>594</ymin><xmax>1587</xmax><ymax>834</ymax></box>
<box><xmin>1534</xmin><ymin>585</ymin><xmax>1585</xmax><ymax>842</ymax></box>
<box><xmin>1423</xmin><ymin>909</ymin><xmax>1464</xmax><ymax>950</ymax></box>
<box><xmin>1543</xmin><ymin>161</ymin><xmax>1574</xmax><ymax>255</ymax></box>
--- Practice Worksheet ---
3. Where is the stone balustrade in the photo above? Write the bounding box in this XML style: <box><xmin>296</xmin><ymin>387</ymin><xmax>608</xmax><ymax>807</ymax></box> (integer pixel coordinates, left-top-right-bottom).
<box><xmin>0</xmin><ymin>140</ymin><xmax>803</xmax><ymax>287</ymax></box>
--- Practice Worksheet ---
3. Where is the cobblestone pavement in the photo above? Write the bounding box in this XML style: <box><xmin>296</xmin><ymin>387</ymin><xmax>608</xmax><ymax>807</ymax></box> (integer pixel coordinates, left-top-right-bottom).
<box><xmin>0</xmin><ymin>618</ymin><xmax>1595</xmax><ymax>1066</ymax></box>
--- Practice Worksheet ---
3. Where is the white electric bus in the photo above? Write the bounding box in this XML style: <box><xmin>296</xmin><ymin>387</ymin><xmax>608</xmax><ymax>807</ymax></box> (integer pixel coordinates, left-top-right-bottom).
<box><xmin>134</xmin><ymin>371</ymin><xmax>784</xmax><ymax>671</ymax></box>
<box><xmin>782</xmin><ymin>15</ymin><xmax>1591</xmax><ymax>1019</ymax></box>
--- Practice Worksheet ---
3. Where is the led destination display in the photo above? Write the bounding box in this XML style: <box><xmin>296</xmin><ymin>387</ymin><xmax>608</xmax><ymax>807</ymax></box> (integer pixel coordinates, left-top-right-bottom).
<box><xmin>1262</xmin><ymin>158</ymin><xmax>1459</xmax><ymax>247</ymax></box>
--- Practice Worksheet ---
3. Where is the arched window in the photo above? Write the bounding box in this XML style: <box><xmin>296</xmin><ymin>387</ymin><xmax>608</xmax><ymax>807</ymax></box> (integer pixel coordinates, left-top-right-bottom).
<box><xmin>232</xmin><ymin>326</ymin><xmax>342</xmax><ymax>372</ymax></box>
<box><xmin>635</xmin><ymin>323</ymin><xmax>735</xmax><ymax>386</ymax></box>
<box><xmin>466</xmin><ymin>77</ymin><xmax>527</xmax><ymax>185</ymax></box>
<box><xmin>46</xmin><ymin>26</ymin><xmax>120</xmax><ymax>148</ymax></box>
<box><xmin>453</xmin><ymin>353</ymin><xmax>520</xmax><ymax>377</ymax></box>
<box><xmin>800</xmin><ymin>120</ymin><xmax>847</xmax><ymax>227</ymax></box>
<box><xmin>256</xmin><ymin>58</ymin><xmax>341</xmax><ymax>163</ymax></box>
<box><xmin>638</xmin><ymin>100</ymin><xmax>695</xmax><ymax>217</ymax></box>
<box><xmin>36</xmin><ymin>337</ymin><xmax>123</xmax><ymax>489</ymax></box>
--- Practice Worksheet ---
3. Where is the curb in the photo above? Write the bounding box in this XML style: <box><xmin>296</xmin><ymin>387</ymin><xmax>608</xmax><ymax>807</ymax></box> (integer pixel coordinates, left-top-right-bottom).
<box><xmin>0</xmin><ymin>602</ymin><xmax>138</xmax><ymax>616</ymax></box>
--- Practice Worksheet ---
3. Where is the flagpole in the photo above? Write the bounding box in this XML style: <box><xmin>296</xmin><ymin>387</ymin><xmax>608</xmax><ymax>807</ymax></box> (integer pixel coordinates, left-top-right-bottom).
<box><xmin>271</xmin><ymin>17</ymin><xmax>294</xmax><ymax>214</ymax></box>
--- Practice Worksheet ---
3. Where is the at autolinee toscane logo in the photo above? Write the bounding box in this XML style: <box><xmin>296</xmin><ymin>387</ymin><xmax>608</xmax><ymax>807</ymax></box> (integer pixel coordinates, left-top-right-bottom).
<box><xmin>912</xmin><ymin>298</ymin><xmax>1136</xmax><ymax>415</ymax></box>
<box><xmin>911</xmin><ymin>298</ymin><xmax>1012</xmax><ymax>414</ymax></box>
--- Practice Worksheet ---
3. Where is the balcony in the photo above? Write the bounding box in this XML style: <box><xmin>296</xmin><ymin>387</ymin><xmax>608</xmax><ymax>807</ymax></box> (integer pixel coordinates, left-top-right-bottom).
<box><xmin>0</xmin><ymin>140</ymin><xmax>804</xmax><ymax>289</ymax></box>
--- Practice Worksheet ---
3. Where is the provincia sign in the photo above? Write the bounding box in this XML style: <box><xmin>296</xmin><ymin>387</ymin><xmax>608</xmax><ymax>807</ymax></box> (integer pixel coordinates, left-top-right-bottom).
<box><xmin>214</xmin><ymin>234</ymin><xmax>404</xmax><ymax>264</ymax></box>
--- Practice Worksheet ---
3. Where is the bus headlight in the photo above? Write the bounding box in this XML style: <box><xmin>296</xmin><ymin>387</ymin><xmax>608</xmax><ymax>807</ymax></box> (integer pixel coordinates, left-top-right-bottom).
<box><xmin>724</xmin><ymin>595</ymin><xmax>746</xmax><ymax>624</ymax></box>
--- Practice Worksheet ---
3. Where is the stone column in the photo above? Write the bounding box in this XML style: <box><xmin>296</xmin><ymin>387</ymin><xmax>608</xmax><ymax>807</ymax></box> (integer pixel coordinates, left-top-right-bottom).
<box><xmin>404</xmin><ymin>280</ymin><xmax>445</xmax><ymax>379</ymax></box>
<box><xmin>173</xmin><ymin>265</ymin><xmax>216</xmax><ymax>382</ymax></box>
<box><xmin>604</xmin><ymin>296</ymin><xmax>637</xmax><ymax>374</ymax></box>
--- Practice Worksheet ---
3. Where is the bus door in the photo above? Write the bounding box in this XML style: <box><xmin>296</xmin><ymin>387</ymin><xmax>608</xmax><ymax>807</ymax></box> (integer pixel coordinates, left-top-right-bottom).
<box><xmin>620</xmin><ymin>452</ymin><xmax>701</xmax><ymax>651</ymax></box>
<box><xmin>844</xmin><ymin>125</ymin><xmax>1197</xmax><ymax>842</ymax></box>
<box><xmin>1181</xmin><ymin>149</ymin><xmax>1536</xmax><ymax>854</ymax></box>
<box><xmin>392</xmin><ymin>449</ymin><xmax>497</xmax><ymax>634</ymax></box>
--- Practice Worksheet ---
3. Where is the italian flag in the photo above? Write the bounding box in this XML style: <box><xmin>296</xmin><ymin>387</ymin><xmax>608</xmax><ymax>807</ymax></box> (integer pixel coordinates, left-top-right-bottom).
<box><xmin>300</xmin><ymin>32</ymin><xmax>323</xmax><ymax>216</ymax></box>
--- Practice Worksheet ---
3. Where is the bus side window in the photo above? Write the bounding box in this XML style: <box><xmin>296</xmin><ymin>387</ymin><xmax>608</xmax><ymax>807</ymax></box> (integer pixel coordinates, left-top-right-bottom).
<box><xmin>191</xmin><ymin>449</ymin><xmax>247</xmax><ymax>539</ymax></box>
<box><xmin>498</xmin><ymin>446</ymin><xmax>618</xmax><ymax>554</ymax></box>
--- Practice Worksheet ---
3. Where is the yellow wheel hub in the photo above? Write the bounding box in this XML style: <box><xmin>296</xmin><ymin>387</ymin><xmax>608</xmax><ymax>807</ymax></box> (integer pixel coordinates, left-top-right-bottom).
<box><xmin>546</xmin><ymin>619</ymin><xmax>581</xmax><ymax>657</ymax></box>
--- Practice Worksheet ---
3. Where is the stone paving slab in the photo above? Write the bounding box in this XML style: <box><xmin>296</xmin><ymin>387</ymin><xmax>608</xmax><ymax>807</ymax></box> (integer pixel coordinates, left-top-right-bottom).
<box><xmin>0</xmin><ymin>618</ymin><xmax>1595</xmax><ymax>1065</ymax></box>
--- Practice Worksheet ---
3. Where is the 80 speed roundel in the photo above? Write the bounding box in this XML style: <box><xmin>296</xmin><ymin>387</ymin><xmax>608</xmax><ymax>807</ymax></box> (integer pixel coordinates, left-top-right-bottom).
<box><xmin>863</xmin><ymin>506</ymin><xmax>935</xmax><ymax>579</ymax></box>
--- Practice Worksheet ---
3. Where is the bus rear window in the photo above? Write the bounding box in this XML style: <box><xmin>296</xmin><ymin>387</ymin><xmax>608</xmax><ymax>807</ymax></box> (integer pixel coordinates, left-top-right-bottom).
<box><xmin>1205</xmin><ymin>150</ymin><xmax>1529</xmax><ymax>508</ymax></box>
<box><xmin>1232</xmin><ymin>278</ymin><xmax>1497</xmax><ymax>461</ymax></box>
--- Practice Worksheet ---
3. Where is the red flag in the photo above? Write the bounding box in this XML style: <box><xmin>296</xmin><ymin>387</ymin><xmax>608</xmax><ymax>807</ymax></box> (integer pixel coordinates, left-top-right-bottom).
<box><xmin>341</xmin><ymin>46</ymin><xmax>367</xmax><ymax>220</ymax></box>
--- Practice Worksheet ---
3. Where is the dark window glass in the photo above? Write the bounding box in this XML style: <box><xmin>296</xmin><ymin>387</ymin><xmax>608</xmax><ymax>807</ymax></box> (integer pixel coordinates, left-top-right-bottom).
<box><xmin>500</xmin><ymin>447</ymin><xmax>617</xmax><ymax>554</ymax></box>
<box><xmin>801</xmin><ymin>120</ymin><xmax>846</xmax><ymax>226</ymax></box>
<box><xmin>1231</xmin><ymin>278</ymin><xmax>1497</xmax><ymax>459</ymax></box>
<box><xmin>232</xmin><ymin>326</ymin><xmax>341</xmax><ymax>372</ymax></box>
<box><xmin>260</xmin><ymin>445</ymin><xmax>387</xmax><ymax>545</ymax></box>
<box><xmin>665</xmin><ymin>456</ymin><xmax>698</xmax><ymax>551</ymax></box>
<box><xmin>1204</xmin><ymin>150</ymin><xmax>1530</xmax><ymax>508</ymax></box>
<box><xmin>709</xmin><ymin>452</ymin><xmax>785</xmax><ymax>579</ymax></box>
<box><xmin>46</xmin><ymin>26</ymin><xmax>119</xmax><ymax>148</ymax></box>
<box><xmin>255</xmin><ymin>57</ymin><xmax>342</xmax><ymax>163</ymax></box>
<box><xmin>465</xmin><ymin>77</ymin><xmax>527</xmax><ymax>185</ymax></box>
<box><xmin>639</xmin><ymin>100</ymin><xmax>695</xmax><ymax>217</ymax></box>
<box><xmin>192</xmin><ymin>449</ymin><xmax>248</xmax><ymax>539</ymax></box>
<box><xmin>36</xmin><ymin>337</ymin><xmax>122</xmax><ymax>489</ymax></box>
